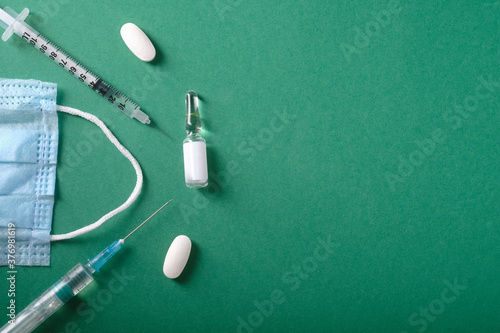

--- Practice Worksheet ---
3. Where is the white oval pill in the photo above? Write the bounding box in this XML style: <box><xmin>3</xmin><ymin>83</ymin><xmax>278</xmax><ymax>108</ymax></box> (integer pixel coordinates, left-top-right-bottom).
<box><xmin>120</xmin><ymin>23</ymin><xmax>156</xmax><ymax>62</ymax></box>
<box><xmin>163</xmin><ymin>235</ymin><xmax>192</xmax><ymax>279</ymax></box>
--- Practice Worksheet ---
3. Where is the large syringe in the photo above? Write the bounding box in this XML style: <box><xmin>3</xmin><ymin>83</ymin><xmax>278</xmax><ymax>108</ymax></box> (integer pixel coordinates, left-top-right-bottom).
<box><xmin>0</xmin><ymin>200</ymin><xmax>173</xmax><ymax>333</ymax></box>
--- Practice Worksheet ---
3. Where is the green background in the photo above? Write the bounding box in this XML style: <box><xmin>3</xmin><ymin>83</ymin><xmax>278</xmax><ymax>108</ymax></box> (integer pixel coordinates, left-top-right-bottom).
<box><xmin>1</xmin><ymin>0</ymin><xmax>499</xmax><ymax>332</ymax></box>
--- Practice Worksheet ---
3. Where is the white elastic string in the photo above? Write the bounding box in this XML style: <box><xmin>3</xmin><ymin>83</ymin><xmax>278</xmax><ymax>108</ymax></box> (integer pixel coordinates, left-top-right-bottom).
<box><xmin>50</xmin><ymin>105</ymin><xmax>143</xmax><ymax>241</ymax></box>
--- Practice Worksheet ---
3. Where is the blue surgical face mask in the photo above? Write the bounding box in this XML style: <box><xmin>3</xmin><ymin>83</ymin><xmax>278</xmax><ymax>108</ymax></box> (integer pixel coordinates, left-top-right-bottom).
<box><xmin>0</xmin><ymin>79</ymin><xmax>58</xmax><ymax>266</ymax></box>
<box><xmin>0</xmin><ymin>79</ymin><xmax>145</xmax><ymax>266</ymax></box>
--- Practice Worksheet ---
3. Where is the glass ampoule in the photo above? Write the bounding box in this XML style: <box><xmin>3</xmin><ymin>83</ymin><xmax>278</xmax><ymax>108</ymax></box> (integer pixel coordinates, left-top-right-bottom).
<box><xmin>183</xmin><ymin>91</ymin><xmax>208</xmax><ymax>188</ymax></box>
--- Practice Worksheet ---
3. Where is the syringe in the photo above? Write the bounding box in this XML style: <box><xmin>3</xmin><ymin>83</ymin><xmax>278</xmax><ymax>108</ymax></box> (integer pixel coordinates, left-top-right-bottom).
<box><xmin>0</xmin><ymin>6</ymin><xmax>168</xmax><ymax>137</ymax></box>
<box><xmin>0</xmin><ymin>199</ymin><xmax>173</xmax><ymax>333</ymax></box>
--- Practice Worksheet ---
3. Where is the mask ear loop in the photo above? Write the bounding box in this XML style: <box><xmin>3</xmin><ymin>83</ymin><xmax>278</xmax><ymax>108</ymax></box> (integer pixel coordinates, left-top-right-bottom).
<box><xmin>50</xmin><ymin>105</ymin><xmax>143</xmax><ymax>241</ymax></box>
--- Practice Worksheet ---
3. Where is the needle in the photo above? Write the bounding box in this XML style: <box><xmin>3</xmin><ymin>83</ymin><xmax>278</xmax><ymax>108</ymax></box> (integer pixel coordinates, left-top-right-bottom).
<box><xmin>87</xmin><ymin>199</ymin><xmax>174</xmax><ymax>272</ymax></box>
<box><xmin>150</xmin><ymin>122</ymin><xmax>170</xmax><ymax>138</ymax></box>
<box><xmin>123</xmin><ymin>199</ymin><xmax>173</xmax><ymax>241</ymax></box>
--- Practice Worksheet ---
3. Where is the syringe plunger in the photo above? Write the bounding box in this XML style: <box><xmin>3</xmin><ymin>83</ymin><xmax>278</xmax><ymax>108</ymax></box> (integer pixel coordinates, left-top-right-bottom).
<box><xmin>0</xmin><ymin>7</ymin><xmax>29</xmax><ymax>41</ymax></box>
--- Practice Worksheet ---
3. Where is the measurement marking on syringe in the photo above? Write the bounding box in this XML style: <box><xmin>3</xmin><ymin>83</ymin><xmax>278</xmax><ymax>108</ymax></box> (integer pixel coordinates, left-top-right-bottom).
<box><xmin>0</xmin><ymin>7</ymin><xmax>169</xmax><ymax>132</ymax></box>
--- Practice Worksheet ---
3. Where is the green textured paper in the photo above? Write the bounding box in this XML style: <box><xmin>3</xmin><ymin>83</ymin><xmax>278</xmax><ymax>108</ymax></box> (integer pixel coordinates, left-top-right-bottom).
<box><xmin>1</xmin><ymin>0</ymin><xmax>498</xmax><ymax>332</ymax></box>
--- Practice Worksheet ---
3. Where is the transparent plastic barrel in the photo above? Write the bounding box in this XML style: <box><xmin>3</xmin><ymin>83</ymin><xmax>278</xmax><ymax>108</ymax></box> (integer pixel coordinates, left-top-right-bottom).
<box><xmin>0</xmin><ymin>263</ymin><xmax>94</xmax><ymax>333</ymax></box>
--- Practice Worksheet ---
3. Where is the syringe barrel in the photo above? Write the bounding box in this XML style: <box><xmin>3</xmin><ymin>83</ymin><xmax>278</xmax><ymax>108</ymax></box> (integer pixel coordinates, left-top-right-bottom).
<box><xmin>0</xmin><ymin>7</ymin><xmax>150</xmax><ymax>125</ymax></box>
<box><xmin>0</xmin><ymin>263</ymin><xmax>94</xmax><ymax>333</ymax></box>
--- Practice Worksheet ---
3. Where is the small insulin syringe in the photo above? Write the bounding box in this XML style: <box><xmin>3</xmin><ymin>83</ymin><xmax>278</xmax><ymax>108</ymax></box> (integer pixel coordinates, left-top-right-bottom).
<box><xmin>0</xmin><ymin>6</ymin><xmax>168</xmax><ymax>136</ymax></box>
